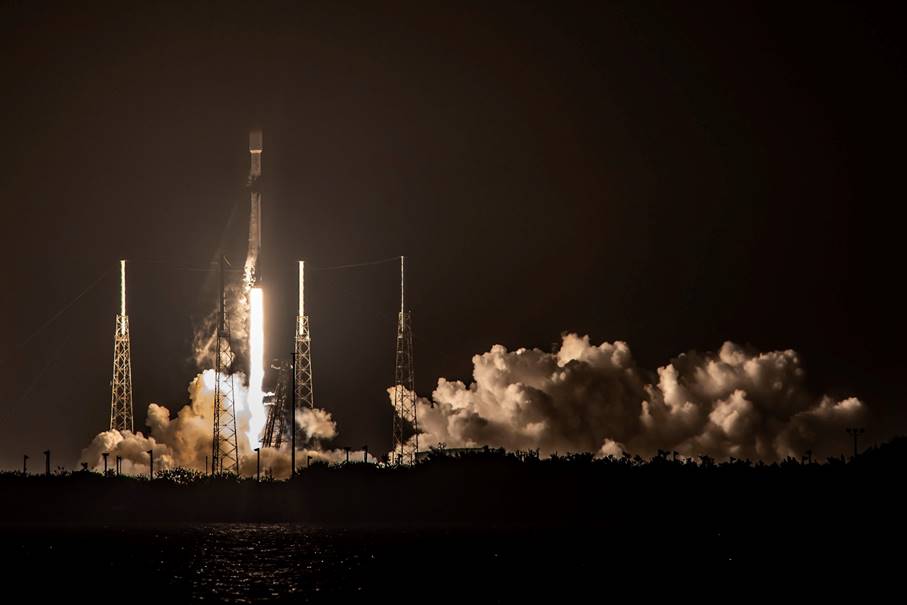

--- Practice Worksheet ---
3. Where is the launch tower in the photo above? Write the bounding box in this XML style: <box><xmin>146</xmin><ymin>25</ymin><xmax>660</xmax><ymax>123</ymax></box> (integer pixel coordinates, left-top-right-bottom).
<box><xmin>262</xmin><ymin>359</ymin><xmax>291</xmax><ymax>448</ymax></box>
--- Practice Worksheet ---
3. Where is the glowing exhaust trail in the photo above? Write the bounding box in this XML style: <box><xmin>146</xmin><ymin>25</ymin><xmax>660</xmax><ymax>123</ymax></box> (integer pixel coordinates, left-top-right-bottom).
<box><xmin>247</xmin><ymin>286</ymin><xmax>266</xmax><ymax>450</ymax></box>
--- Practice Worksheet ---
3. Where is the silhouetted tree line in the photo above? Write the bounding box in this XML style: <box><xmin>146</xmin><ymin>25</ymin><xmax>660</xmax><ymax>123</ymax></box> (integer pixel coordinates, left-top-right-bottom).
<box><xmin>1</xmin><ymin>437</ymin><xmax>905</xmax><ymax>535</ymax></box>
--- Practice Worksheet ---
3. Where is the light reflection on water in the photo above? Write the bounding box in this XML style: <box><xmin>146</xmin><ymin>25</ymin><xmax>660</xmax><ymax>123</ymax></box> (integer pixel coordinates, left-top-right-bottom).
<box><xmin>6</xmin><ymin>522</ymin><xmax>668</xmax><ymax>600</ymax></box>
<box><xmin>160</xmin><ymin>524</ymin><xmax>376</xmax><ymax>601</ymax></box>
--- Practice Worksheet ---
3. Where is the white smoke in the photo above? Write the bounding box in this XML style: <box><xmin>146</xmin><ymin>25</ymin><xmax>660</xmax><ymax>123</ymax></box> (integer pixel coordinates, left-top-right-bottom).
<box><xmin>393</xmin><ymin>334</ymin><xmax>866</xmax><ymax>462</ymax></box>
<box><xmin>296</xmin><ymin>407</ymin><xmax>338</xmax><ymax>441</ymax></box>
<box><xmin>80</xmin><ymin>428</ymin><xmax>171</xmax><ymax>475</ymax></box>
<box><xmin>81</xmin><ymin>369</ymin><xmax>343</xmax><ymax>478</ymax></box>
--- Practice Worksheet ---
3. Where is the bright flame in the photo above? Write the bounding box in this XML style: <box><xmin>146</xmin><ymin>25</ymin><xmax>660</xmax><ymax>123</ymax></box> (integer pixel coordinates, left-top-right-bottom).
<box><xmin>247</xmin><ymin>287</ymin><xmax>267</xmax><ymax>449</ymax></box>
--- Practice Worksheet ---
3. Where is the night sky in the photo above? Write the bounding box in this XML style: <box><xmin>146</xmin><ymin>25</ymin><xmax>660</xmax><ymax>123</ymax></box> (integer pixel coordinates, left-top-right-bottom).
<box><xmin>1</xmin><ymin>1</ymin><xmax>903</xmax><ymax>468</ymax></box>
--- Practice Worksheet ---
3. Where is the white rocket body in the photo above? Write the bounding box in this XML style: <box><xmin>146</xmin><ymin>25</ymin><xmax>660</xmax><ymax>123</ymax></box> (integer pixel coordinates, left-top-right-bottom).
<box><xmin>245</xmin><ymin>129</ymin><xmax>263</xmax><ymax>288</ymax></box>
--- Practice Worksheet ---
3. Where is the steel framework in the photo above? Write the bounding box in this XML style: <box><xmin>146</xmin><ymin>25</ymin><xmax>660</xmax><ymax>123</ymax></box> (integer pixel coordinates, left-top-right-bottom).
<box><xmin>295</xmin><ymin>260</ymin><xmax>315</xmax><ymax>411</ymax></box>
<box><xmin>262</xmin><ymin>359</ymin><xmax>291</xmax><ymax>448</ymax></box>
<box><xmin>295</xmin><ymin>317</ymin><xmax>315</xmax><ymax>410</ymax></box>
<box><xmin>212</xmin><ymin>256</ymin><xmax>239</xmax><ymax>474</ymax></box>
<box><xmin>109</xmin><ymin>259</ymin><xmax>134</xmax><ymax>432</ymax></box>
<box><xmin>393</xmin><ymin>256</ymin><xmax>417</xmax><ymax>464</ymax></box>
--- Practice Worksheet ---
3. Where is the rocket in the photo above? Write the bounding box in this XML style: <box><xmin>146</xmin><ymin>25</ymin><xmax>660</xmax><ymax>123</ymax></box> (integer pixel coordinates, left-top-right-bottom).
<box><xmin>244</xmin><ymin>129</ymin><xmax>263</xmax><ymax>288</ymax></box>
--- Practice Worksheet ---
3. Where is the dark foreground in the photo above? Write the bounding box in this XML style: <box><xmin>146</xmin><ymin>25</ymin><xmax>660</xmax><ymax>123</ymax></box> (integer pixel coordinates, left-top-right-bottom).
<box><xmin>2</xmin><ymin>442</ymin><xmax>905</xmax><ymax>597</ymax></box>
<box><xmin>5</xmin><ymin>523</ymin><xmax>680</xmax><ymax>601</ymax></box>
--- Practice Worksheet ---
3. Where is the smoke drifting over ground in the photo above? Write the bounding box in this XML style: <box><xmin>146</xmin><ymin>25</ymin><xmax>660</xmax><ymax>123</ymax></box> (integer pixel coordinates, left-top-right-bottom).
<box><xmin>80</xmin><ymin>369</ymin><xmax>360</xmax><ymax>478</ymax></box>
<box><xmin>83</xmin><ymin>334</ymin><xmax>866</xmax><ymax>474</ymax></box>
<box><xmin>397</xmin><ymin>334</ymin><xmax>866</xmax><ymax>462</ymax></box>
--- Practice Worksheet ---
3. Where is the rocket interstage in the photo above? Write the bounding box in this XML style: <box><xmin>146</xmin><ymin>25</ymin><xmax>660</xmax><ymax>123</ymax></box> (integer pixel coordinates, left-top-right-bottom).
<box><xmin>244</xmin><ymin>129</ymin><xmax>263</xmax><ymax>289</ymax></box>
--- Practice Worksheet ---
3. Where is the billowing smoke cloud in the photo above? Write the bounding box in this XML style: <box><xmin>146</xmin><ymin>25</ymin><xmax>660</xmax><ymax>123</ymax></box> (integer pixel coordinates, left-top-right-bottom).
<box><xmin>296</xmin><ymin>407</ymin><xmax>338</xmax><ymax>442</ymax></box>
<box><xmin>80</xmin><ymin>428</ymin><xmax>170</xmax><ymax>475</ymax></box>
<box><xmin>80</xmin><ymin>369</ymin><xmax>351</xmax><ymax>478</ymax></box>
<box><xmin>393</xmin><ymin>334</ymin><xmax>866</xmax><ymax>462</ymax></box>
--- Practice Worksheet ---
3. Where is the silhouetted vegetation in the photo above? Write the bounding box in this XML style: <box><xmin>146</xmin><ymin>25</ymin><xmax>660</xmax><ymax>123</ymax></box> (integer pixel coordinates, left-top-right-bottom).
<box><xmin>2</xmin><ymin>437</ymin><xmax>905</xmax><ymax>534</ymax></box>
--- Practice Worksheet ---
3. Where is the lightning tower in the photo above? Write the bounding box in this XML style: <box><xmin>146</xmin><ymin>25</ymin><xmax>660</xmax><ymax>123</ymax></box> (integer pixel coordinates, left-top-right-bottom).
<box><xmin>212</xmin><ymin>256</ymin><xmax>239</xmax><ymax>473</ymax></box>
<box><xmin>295</xmin><ymin>260</ymin><xmax>315</xmax><ymax>411</ymax></box>
<box><xmin>109</xmin><ymin>259</ymin><xmax>134</xmax><ymax>432</ymax></box>
<box><xmin>393</xmin><ymin>255</ymin><xmax>417</xmax><ymax>464</ymax></box>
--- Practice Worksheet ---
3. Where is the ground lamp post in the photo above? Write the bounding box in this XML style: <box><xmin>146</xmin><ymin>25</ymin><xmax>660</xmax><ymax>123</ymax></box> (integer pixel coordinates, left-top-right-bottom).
<box><xmin>846</xmin><ymin>427</ymin><xmax>865</xmax><ymax>459</ymax></box>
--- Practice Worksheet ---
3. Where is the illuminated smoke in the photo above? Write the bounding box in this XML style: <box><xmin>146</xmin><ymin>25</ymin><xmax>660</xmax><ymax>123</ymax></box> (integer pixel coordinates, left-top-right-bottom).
<box><xmin>296</xmin><ymin>407</ymin><xmax>338</xmax><ymax>442</ymax></box>
<box><xmin>81</xmin><ymin>368</ymin><xmax>343</xmax><ymax>477</ymax></box>
<box><xmin>391</xmin><ymin>334</ymin><xmax>867</xmax><ymax>462</ymax></box>
<box><xmin>246</xmin><ymin>287</ymin><xmax>267</xmax><ymax>449</ymax></box>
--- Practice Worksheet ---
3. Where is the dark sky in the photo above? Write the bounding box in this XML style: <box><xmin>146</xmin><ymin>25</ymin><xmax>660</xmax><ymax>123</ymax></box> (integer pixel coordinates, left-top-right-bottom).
<box><xmin>1</xmin><ymin>1</ymin><xmax>903</xmax><ymax>468</ymax></box>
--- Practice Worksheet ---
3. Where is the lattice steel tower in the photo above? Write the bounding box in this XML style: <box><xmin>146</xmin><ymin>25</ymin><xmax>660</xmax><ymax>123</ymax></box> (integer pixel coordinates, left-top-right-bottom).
<box><xmin>295</xmin><ymin>260</ymin><xmax>315</xmax><ymax>411</ymax></box>
<box><xmin>262</xmin><ymin>359</ymin><xmax>290</xmax><ymax>448</ymax></box>
<box><xmin>212</xmin><ymin>256</ymin><xmax>239</xmax><ymax>473</ymax></box>
<box><xmin>393</xmin><ymin>255</ymin><xmax>417</xmax><ymax>464</ymax></box>
<box><xmin>109</xmin><ymin>259</ymin><xmax>134</xmax><ymax>432</ymax></box>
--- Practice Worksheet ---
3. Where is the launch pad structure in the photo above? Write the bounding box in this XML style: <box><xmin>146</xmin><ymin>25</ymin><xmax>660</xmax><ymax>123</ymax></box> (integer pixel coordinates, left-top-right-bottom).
<box><xmin>295</xmin><ymin>260</ymin><xmax>315</xmax><ymax>412</ymax></box>
<box><xmin>109</xmin><ymin>259</ymin><xmax>134</xmax><ymax>432</ymax></box>
<box><xmin>262</xmin><ymin>260</ymin><xmax>316</xmax><ymax>454</ymax></box>
<box><xmin>393</xmin><ymin>256</ymin><xmax>418</xmax><ymax>464</ymax></box>
<box><xmin>212</xmin><ymin>255</ymin><xmax>239</xmax><ymax>474</ymax></box>
<box><xmin>102</xmin><ymin>129</ymin><xmax>426</xmax><ymax>474</ymax></box>
<box><xmin>262</xmin><ymin>359</ymin><xmax>291</xmax><ymax>448</ymax></box>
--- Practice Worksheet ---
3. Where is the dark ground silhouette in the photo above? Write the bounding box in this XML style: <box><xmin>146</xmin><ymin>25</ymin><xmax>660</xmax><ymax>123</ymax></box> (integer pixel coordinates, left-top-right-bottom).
<box><xmin>2</xmin><ymin>440</ymin><xmax>903</xmax><ymax>596</ymax></box>
<box><xmin>3</xmin><ymin>438</ymin><xmax>904</xmax><ymax>526</ymax></box>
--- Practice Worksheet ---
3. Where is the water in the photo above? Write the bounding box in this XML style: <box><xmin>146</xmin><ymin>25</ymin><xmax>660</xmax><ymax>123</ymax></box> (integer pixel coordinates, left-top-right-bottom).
<box><xmin>3</xmin><ymin>523</ymin><xmax>616</xmax><ymax>601</ymax></box>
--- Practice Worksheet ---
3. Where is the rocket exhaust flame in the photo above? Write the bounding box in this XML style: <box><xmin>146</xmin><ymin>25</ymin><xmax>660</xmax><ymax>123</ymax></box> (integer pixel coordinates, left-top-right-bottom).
<box><xmin>247</xmin><ymin>287</ymin><xmax>267</xmax><ymax>450</ymax></box>
<box><xmin>244</xmin><ymin>130</ymin><xmax>266</xmax><ymax>448</ymax></box>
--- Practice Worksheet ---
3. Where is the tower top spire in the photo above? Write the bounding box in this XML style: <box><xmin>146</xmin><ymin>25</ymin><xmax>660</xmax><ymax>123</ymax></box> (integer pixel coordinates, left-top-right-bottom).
<box><xmin>119</xmin><ymin>259</ymin><xmax>126</xmax><ymax>318</ymax></box>
<box><xmin>299</xmin><ymin>260</ymin><xmax>305</xmax><ymax>317</ymax></box>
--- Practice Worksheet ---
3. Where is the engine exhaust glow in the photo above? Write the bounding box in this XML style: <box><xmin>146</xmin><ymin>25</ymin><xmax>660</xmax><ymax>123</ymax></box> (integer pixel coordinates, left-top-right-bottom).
<box><xmin>247</xmin><ymin>287</ymin><xmax>266</xmax><ymax>449</ymax></box>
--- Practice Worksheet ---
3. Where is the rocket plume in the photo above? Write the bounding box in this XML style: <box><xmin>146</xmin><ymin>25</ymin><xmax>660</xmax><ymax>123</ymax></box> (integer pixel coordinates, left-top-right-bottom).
<box><xmin>247</xmin><ymin>287</ymin><xmax>267</xmax><ymax>449</ymax></box>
